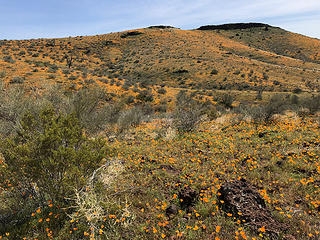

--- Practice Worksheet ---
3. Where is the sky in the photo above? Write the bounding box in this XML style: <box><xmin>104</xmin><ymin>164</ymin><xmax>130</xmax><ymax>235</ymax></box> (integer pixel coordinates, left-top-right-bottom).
<box><xmin>1</xmin><ymin>0</ymin><xmax>320</xmax><ymax>40</ymax></box>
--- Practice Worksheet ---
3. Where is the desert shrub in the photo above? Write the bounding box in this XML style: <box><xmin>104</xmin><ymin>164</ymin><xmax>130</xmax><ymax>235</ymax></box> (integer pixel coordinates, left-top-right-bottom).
<box><xmin>68</xmin><ymin>75</ymin><xmax>78</xmax><ymax>81</ymax></box>
<box><xmin>210</xmin><ymin>69</ymin><xmax>218</xmax><ymax>75</ymax></box>
<box><xmin>200</xmin><ymin>101</ymin><xmax>217</xmax><ymax>120</ymax></box>
<box><xmin>301</xmin><ymin>94</ymin><xmax>320</xmax><ymax>114</ymax></box>
<box><xmin>0</xmin><ymin>81</ymin><xmax>125</xmax><ymax>136</ymax></box>
<box><xmin>62</xmin><ymin>69</ymin><xmax>70</xmax><ymax>76</ymax></box>
<box><xmin>173</xmin><ymin>91</ymin><xmax>203</xmax><ymax>133</ymax></box>
<box><xmin>157</xmin><ymin>88</ymin><xmax>167</xmax><ymax>94</ymax></box>
<box><xmin>10</xmin><ymin>76</ymin><xmax>25</xmax><ymax>84</ymax></box>
<box><xmin>292</xmin><ymin>88</ymin><xmax>302</xmax><ymax>94</ymax></box>
<box><xmin>262</xmin><ymin>72</ymin><xmax>269</xmax><ymax>80</ymax></box>
<box><xmin>219</xmin><ymin>93</ymin><xmax>234</xmax><ymax>109</ymax></box>
<box><xmin>117</xmin><ymin>106</ymin><xmax>145</xmax><ymax>131</ymax></box>
<box><xmin>0</xmin><ymin>108</ymin><xmax>107</xmax><ymax>238</ymax></box>
<box><xmin>0</xmin><ymin>81</ymin><xmax>46</xmax><ymax>136</ymax></box>
<box><xmin>154</xmin><ymin>101</ymin><xmax>167</xmax><ymax>113</ymax></box>
<box><xmin>256</xmin><ymin>87</ymin><xmax>264</xmax><ymax>100</ymax></box>
<box><xmin>84</xmin><ymin>79</ymin><xmax>95</xmax><ymax>85</ymax></box>
<box><xmin>47</xmin><ymin>74</ymin><xmax>56</xmax><ymax>79</ymax></box>
<box><xmin>249</xmin><ymin>94</ymin><xmax>288</xmax><ymax>123</ymax></box>
<box><xmin>136</xmin><ymin>90</ymin><xmax>154</xmax><ymax>102</ymax></box>
<box><xmin>69</xmin><ymin>86</ymin><xmax>118</xmax><ymax>134</ymax></box>
<box><xmin>273</xmin><ymin>80</ymin><xmax>281</xmax><ymax>85</ymax></box>
<box><xmin>139</xmin><ymin>79</ymin><xmax>152</xmax><ymax>88</ymax></box>
<box><xmin>0</xmin><ymin>108</ymin><xmax>107</xmax><ymax>204</ymax></box>
<box><xmin>81</xmin><ymin>71</ymin><xmax>88</xmax><ymax>79</ymax></box>
<box><xmin>3</xmin><ymin>55</ymin><xmax>15</xmax><ymax>63</ymax></box>
<box><xmin>122</xmin><ymin>85</ymin><xmax>129</xmax><ymax>91</ymax></box>
<box><xmin>47</xmin><ymin>67</ymin><xmax>58</xmax><ymax>73</ymax></box>
<box><xmin>125</xmin><ymin>95</ymin><xmax>135</xmax><ymax>104</ymax></box>
<box><xmin>18</xmin><ymin>50</ymin><xmax>26</xmax><ymax>56</ymax></box>
<box><xmin>98</xmin><ymin>78</ymin><xmax>108</xmax><ymax>84</ymax></box>
<box><xmin>0</xmin><ymin>71</ymin><xmax>5</xmax><ymax>79</ymax></box>
<box><xmin>291</xmin><ymin>95</ymin><xmax>299</xmax><ymax>105</ymax></box>
<box><xmin>263</xmin><ymin>94</ymin><xmax>288</xmax><ymax>121</ymax></box>
<box><xmin>132</xmin><ymin>87</ymin><xmax>140</xmax><ymax>93</ymax></box>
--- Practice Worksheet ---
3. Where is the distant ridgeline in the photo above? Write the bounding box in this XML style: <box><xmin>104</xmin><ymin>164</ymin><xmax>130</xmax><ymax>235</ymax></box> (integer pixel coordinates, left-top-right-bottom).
<box><xmin>197</xmin><ymin>23</ymin><xmax>271</xmax><ymax>30</ymax></box>
<box><xmin>147</xmin><ymin>25</ymin><xmax>177</xmax><ymax>29</ymax></box>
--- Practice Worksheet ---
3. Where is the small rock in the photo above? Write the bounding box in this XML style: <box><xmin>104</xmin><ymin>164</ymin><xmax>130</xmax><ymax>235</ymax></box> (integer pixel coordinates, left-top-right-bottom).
<box><xmin>178</xmin><ymin>187</ymin><xmax>198</xmax><ymax>211</ymax></box>
<box><xmin>165</xmin><ymin>204</ymin><xmax>178</xmax><ymax>217</ymax></box>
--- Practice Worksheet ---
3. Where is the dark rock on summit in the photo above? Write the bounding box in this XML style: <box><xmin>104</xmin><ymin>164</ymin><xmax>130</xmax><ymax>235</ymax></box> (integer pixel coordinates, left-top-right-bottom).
<box><xmin>120</xmin><ymin>31</ymin><xmax>144</xmax><ymax>38</ymax></box>
<box><xmin>198</xmin><ymin>23</ymin><xmax>271</xmax><ymax>31</ymax></box>
<box><xmin>148</xmin><ymin>25</ymin><xmax>176</xmax><ymax>29</ymax></box>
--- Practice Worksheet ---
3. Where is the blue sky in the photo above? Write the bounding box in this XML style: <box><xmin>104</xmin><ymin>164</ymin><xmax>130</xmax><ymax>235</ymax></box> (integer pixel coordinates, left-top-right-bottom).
<box><xmin>1</xmin><ymin>0</ymin><xmax>320</xmax><ymax>40</ymax></box>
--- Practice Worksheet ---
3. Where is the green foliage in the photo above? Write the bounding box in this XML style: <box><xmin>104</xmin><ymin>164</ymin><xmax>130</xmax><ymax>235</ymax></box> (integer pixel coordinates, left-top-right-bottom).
<box><xmin>0</xmin><ymin>108</ymin><xmax>107</xmax><ymax>204</ymax></box>
<box><xmin>136</xmin><ymin>90</ymin><xmax>154</xmax><ymax>102</ymax></box>
<box><xmin>157</xmin><ymin>88</ymin><xmax>167</xmax><ymax>94</ymax></box>
<box><xmin>3</xmin><ymin>55</ymin><xmax>15</xmax><ymax>63</ymax></box>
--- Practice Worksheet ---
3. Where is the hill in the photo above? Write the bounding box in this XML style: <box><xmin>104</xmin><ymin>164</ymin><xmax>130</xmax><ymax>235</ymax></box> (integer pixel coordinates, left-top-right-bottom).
<box><xmin>0</xmin><ymin>23</ymin><xmax>319</xmax><ymax>98</ymax></box>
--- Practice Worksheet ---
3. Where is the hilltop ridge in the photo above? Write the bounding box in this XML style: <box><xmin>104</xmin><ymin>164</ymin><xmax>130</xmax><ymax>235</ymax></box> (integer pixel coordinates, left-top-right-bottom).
<box><xmin>0</xmin><ymin>23</ymin><xmax>319</xmax><ymax>100</ymax></box>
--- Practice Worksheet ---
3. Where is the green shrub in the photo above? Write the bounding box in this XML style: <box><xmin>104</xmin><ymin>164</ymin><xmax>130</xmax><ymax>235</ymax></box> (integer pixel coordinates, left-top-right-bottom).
<box><xmin>0</xmin><ymin>108</ymin><xmax>107</xmax><ymax>204</ymax></box>
<box><xmin>136</xmin><ymin>90</ymin><xmax>154</xmax><ymax>102</ymax></box>
<box><xmin>292</xmin><ymin>88</ymin><xmax>302</xmax><ymax>94</ymax></box>
<box><xmin>210</xmin><ymin>69</ymin><xmax>218</xmax><ymax>75</ymax></box>
<box><xmin>157</xmin><ymin>88</ymin><xmax>167</xmax><ymax>94</ymax></box>
<box><xmin>3</xmin><ymin>55</ymin><xmax>15</xmax><ymax>63</ymax></box>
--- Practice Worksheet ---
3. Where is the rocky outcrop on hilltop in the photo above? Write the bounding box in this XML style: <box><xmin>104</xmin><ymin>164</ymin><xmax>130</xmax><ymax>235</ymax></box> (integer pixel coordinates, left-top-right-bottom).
<box><xmin>198</xmin><ymin>23</ymin><xmax>271</xmax><ymax>30</ymax></box>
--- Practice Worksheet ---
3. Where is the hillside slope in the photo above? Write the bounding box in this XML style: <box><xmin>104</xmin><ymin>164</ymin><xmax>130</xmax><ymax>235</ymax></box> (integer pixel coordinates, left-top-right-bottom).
<box><xmin>0</xmin><ymin>23</ymin><xmax>319</xmax><ymax>95</ymax></box>
<box><xmin>203</xmin><ymin>23</ymin><xmax>320</xmax><ymax>64</ymax></box>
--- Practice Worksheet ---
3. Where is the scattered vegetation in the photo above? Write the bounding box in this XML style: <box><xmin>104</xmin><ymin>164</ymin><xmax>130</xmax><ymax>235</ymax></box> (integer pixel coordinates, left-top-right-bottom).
<box><xmin>0</xmin><ymin>23</ymin><xmax>320</xmax><ymax>239</ymax></box>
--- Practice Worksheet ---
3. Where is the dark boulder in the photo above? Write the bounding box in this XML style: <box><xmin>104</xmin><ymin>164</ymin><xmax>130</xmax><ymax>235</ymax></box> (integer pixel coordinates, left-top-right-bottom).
<box><xmin>178</xmin><ymin>187</ymin><xmax>198</xmax><ymax>211</ymax></box>
<box><xmin>165</xmin><ymin>204</ymin><xmax>178</xmax><ymax>217</ymax></box>
<box><xmin>217</xmin><ymin>178</ymin><xmax>288</xmax><ymax>238</ymax></box>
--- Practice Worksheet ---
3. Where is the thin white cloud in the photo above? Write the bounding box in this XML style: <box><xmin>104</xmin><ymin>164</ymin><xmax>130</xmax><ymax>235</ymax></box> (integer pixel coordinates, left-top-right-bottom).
<box><xmin>1</xmin><ymin>0</ymin><xmax>320</xmax><ymax>39</ymax></box>
<box><xmin>137</xmin><ymin>0</ymin><xmax>320</xmax><ymax>26</ymax></box>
